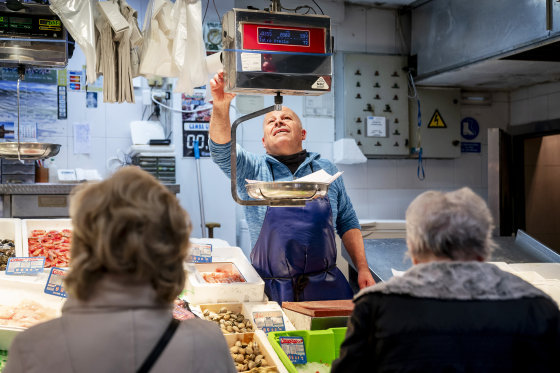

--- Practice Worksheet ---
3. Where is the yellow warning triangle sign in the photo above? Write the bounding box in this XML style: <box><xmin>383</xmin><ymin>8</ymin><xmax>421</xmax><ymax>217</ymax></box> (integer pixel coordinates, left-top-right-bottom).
<box><xmin>427</xmin><ymin>109</ymin><xmax>447</xmax><ymax>128</ymax></box>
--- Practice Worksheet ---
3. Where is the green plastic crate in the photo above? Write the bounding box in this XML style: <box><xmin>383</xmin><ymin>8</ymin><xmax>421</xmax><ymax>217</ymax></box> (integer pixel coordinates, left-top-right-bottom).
<box><xmin>267</xmin><ymin>327</ymin><xmax>347</xmax><ymax>373</ymax></box>
<box><xmin>0</xmin><ymin>349</ymin><xmax>8</xmax><ymax>372</ymax></box>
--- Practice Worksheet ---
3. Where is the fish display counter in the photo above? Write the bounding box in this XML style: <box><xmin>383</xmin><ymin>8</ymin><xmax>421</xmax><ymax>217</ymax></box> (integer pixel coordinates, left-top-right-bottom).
<box><xmin>0</xmin><ymin>223</ymin><xmax>349</xmax><ymax>373</ymax></box>
<box><xmin>0</xmin><ymin>272</ymin><xmax>65</xmax><ymax>348</ymax></box>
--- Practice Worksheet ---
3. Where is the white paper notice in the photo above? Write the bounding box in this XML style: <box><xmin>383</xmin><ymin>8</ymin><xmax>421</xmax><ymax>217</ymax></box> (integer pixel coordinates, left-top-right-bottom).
<box><xmin>241</xmin><ymin>52</ymin><xmax>262</xmax><ymax>72</ymax></box>
<box><xmin>367</xmin><ymin>116</ymin><xmax>387</xmax><ymax>137</ymax></box>
<box><xmin>295</xmin><ymin>169</ymin><xmax>343</xmax><ymax>184</ymax></box>
<box><xmin>73</xmin><ymin>122</ymin><xmax>91</xmax><ymax>154</ymax></box>
<box><xmin>246</xmin><ymin>170</ymin><xmax>343</xmax><ymax>184</ymax></box>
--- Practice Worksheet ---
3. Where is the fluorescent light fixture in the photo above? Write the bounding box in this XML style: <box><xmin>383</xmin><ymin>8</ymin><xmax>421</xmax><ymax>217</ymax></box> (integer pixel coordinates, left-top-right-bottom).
<box><xmin>460</xmin><ymin>91</ymin><xmax>492</xmax><ymax>105</ymax></box>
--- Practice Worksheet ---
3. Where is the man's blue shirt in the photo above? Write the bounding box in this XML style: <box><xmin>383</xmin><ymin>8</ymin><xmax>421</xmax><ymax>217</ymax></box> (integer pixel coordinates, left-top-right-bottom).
<box><xmin>210</xmin><ymin>140</ymin><xmax>360</xmax><ymax>254</ymax></box>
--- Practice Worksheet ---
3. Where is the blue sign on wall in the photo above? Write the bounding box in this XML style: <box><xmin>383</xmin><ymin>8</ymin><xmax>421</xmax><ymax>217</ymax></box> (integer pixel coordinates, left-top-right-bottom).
<box><xmin>461</xmin><ymin>117</ymin><xmax>479</xmax><ymax>140</ymax></box>
<box><xmin>461</xmin><ymin>142</ymin><xmax>481</xmax><ymax>153</ymax></box>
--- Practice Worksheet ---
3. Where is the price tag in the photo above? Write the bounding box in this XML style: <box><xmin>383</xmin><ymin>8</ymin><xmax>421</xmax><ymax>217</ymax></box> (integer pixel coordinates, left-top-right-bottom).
<box><xmin>252</xmin><ymin>311</ymin><xmax>286</xmax><ymax>333</ymax></box>
<box><xmin>44</xmin><ymin>267</ymin><xmax>68</xmax><ymax>298</ymax></box>
<box><xmin>187</xmin><ymin>243</ymin><xmax>212</xmax><ymax>263</ymax></box>
<box><xmin>279</xmin><ymin>336</ymin><xmax>307</xmax><ymax>364</ymax></box>
<box><xmin>5</xmin><ymin>257</ymin><xmax>45</xmax><ymax>275</ymax></box>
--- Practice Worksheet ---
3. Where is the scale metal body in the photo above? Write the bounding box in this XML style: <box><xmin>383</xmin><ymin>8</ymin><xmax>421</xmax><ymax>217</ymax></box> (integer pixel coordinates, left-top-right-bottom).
<box><xmin>223</xmin><ymin>6</ymin><xmax>333</xmax><ymax>206</ymax></box>
<box><xmin>0</xmin><ymin>3</ymin><xmax>66</xmax><ymax>161</ymax></box>
<box><xmin>222</xmin><ymin>8</ymin><xmax>332</xmax><ymax>96</ymax></box>
<box><xmin>0</xmin><ymin>2</ymin><xmax>67</xmax><ymax>67</ymax></box>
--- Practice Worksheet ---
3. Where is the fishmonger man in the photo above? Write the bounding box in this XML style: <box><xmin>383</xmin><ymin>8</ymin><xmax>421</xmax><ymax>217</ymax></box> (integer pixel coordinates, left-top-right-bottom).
<box><xmin>209</xmin><ymin>72</ymin><xmax>374</xmax><ymax>302</ymax></box>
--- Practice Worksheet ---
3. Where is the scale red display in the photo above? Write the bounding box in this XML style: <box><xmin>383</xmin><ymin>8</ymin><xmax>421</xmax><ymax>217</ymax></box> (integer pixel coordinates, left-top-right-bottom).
<box><xmin>243</xmin><ymin>23</ymin><xmax>326</xmax><ymax>53</ymax></box>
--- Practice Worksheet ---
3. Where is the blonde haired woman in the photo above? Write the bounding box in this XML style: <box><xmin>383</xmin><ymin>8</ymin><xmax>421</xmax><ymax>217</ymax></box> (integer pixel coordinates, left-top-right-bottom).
<box><xmin>5</xmin><ymin>167</ymin><xmax>236</xmax><ymax>373</ymax></box>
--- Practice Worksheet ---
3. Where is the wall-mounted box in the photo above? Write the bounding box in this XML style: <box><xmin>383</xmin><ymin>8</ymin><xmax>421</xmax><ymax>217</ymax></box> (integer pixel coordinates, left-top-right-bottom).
<box><xmin>409</xmin><ymin>87</ymin><xmax>461</xmax><ymax>158</ymax></box>
<box><xmin>336</xmin><ymin>53</ymin><xmax>409</xmax><ymax>157</ymax></box>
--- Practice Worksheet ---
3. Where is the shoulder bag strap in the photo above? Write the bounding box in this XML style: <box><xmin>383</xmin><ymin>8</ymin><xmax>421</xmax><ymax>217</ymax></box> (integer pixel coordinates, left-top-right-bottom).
<box><xmin>137</xmin><ymin>318</ymin><xmax>181</xmax><ymax>373</ymax></box>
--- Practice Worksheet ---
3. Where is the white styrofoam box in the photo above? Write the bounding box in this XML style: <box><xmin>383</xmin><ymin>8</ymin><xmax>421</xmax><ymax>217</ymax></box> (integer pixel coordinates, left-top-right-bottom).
<box><xmin>210</xmin><ymin>246</ymin><xmax>249</xmax><ymax>261</ymax></box>
<box><xmin>507</xmin><ymin>263</ymin><xmax>560</xmax><ymax>280</ymax></box>
<box><xmin>224</xmin><ymin>330</ymin><xmax>288</xmax><ymax>373</ymax></box>
<box><xmin>0</xmin><ymin>277</ymin><xmax>65</xmax><ymax>349</ymax></box>
<box><xmin>490</xmin><ymin>262</ymin><xmax>560</xmax><ymax>308</ymax></box>
<box><xmin>197</xmin><ymin>302</ymin><xmax>257</xmax><ymax>333</ymax></box>
<box><xmin>190</xmin><ymin>238</ymin><xmax>231</xmax><ymax>249</ymax></box>
<box><xmin>184</xmin><ymin>247</ymin><xmax>265</xmax><ymax>304</ymax></box>
<box><xmin>0</xmin><ymin>219</ymin><xmax>23</xmax><ymax>258</ymax></box>
<box><xmin>190</xmin><ymin>301</ymin><xmax>295</xmax><ymax>335</ymax></box>
<box><xmin>21</xmin><ymin>219</ymin><xmax>72</xmax><ymax>258</ymax></box>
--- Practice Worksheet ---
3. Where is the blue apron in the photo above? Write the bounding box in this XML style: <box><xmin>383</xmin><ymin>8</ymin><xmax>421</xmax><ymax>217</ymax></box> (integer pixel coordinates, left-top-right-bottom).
<box><xmin>250</xmin><ymin>196</ymin><xmax>354</xmax><ymax>303</ymax></box>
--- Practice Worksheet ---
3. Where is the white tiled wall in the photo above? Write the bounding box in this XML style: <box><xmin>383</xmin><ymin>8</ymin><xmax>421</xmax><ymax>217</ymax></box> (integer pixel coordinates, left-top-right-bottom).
<box><xmin>39</xmin><ymin>1</ymin><xmax>517</xmax><ymax>253</ymax></box>
<box><xmin>41</xmin><ymin>54</ymin><xmax>140</xmax><ymax>176</ymax></box>
<box><xmin>510</xmin><ymin>81</ymin><xmax>560</xmax><ymax>125</ymax></box>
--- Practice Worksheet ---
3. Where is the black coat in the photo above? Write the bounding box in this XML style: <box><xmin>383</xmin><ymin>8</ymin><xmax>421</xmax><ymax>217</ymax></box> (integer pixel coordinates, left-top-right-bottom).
<box><xmin>331</xmin><ymin>262</ymin><xmax>560</xmax><ymax>373</ymax></box>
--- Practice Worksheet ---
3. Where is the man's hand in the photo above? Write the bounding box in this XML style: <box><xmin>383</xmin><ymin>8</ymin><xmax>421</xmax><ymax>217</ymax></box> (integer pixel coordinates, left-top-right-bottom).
<box><xmin>357</xmin><ymin>268</ymin><xmax>375</xmax><ymax>289</ymax></box>
<box><xmin>209</xmin><ymin>72</ymin><xmax>235</xmax><ymax>106</ymax></box>
<box><xmin>342</xmin><ymin>228</ymin><xmax>376</xmax><ymax>290</ymax></box>
<box><xmin>209</xmin><ymin>72</ymin><xmax>235</xmax><ymax>144</ymax></box>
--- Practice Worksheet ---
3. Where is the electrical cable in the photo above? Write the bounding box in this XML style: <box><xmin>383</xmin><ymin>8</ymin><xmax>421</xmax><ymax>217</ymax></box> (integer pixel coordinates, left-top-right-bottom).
<box><xmin>405</xmin><ymin>70</ymin><xmax>424</xmax><ymax>180</ymax></box>
<box><xmin>407</xmin><ymin>70</ymin><xmax>418</xmax><ymax>99</ymax></box>
<box><xmin>311</xmin><ymin>0</ymin><xmax>324</xmax><ymax>14</ymax></box>
<box><xmin>151</xmin><ymin>93</ymin><xmax>213</xmax><ymax>113</ymax></box>
<box><xmin>416</xmin><ymin>98</ymin><xmax>425</xmax><ymax>181</ymax></box>
<box><xmin>202</xmin><ymin>0</ymin><xmax>210</xmax><ymax>24</ymax></box>
<box><xmin>281</xmin><ymin>5</ymin><xmax>316</xmax><ymax>14</ymax></box>
<box><xmin>212</xmin><ymin>0</ymin><xmax>220</xmax><ymax>21</ymax></box>
<box><xmin>142</xmin><ymin>105</ymin><xmax>148</xmax><ymax>120</ymax></box>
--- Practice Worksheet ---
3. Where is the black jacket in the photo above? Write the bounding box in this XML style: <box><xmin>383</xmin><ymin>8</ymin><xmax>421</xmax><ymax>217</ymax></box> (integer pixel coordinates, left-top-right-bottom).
<box><xmin>331</xmin><ymin>262</ymin><xmax>560</xmax><ymax>373</ymax></box>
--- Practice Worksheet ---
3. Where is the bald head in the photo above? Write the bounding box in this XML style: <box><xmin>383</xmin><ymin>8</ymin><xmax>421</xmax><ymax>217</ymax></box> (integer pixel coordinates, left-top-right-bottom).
<box><xmin>261</xmin><ymin>106</ymin><xmax>306</xmax><ymax>156</ymax></box>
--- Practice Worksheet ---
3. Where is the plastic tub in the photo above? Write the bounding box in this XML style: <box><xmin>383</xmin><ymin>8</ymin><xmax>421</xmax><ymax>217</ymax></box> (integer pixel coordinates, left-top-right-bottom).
<box><xmin>224</xmin><ymin>331</ymin><xmax>284</xmax><ymax>373</ymax></box>
<box><xmin>268</xmin><ymin>328</ymin><xmax>347</xmax><ymax>373</ymax></box>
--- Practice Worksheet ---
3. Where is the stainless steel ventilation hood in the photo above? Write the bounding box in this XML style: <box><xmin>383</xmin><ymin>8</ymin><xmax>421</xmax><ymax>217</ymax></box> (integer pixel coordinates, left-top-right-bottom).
<box><xmin>411</xmin><ymin>0</ymin><xmax>560</xmax><ymax>89</ymax></box>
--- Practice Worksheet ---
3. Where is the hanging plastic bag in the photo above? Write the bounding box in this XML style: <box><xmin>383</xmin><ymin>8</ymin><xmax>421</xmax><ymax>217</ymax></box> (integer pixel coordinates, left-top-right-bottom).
<box><xmin>139</xmin><ymin>0</ymin><xmax>177</xmax><ymax>78</ymax></box>
<box><xmin>118</xmin><ymin>0</ymin><xmax>142</xmax><ymax>102</ymax></box>
<box><xmin>95</xmin><ymin>8</ymin><xmax>117</xmax><ymax>102</ymax></box>
<box><xmin>173</xmin><ymin>0</ymin><xmax>208</xmax><ymax>94</ymax></box>
<box><xmin>120</xmin><ymin>0</ymin><xmax>143</xmax><ymax>78</ymax></box>
<box><xmin>50</xmin><ymin>0</ymin><xmax>98</xmax><ymax>84</ymax></box>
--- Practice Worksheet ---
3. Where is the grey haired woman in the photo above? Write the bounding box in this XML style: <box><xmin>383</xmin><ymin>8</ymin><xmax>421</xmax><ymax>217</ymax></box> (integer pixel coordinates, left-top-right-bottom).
<box><xmin>332</xmin><ymin>187</ymin><xmax>559</xmax><ymax>373</ymax></box>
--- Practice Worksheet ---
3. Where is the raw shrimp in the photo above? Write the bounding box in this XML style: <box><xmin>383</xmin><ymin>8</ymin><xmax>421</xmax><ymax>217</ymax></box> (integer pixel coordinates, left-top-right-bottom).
<box><xmin>0</xmin><ymin>300</ymin><xmax>57</xmax><ymax>328</ymax></box>
<box><xmin>28</xmin><ymin>229</ymin><xmax>72</xmax><ymax>268</ymax></box>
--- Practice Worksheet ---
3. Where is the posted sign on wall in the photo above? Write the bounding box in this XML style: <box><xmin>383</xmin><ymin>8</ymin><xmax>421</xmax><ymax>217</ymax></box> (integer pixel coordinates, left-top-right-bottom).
<box><xmin>182</xmin><ymin>89</ymin><xmax>212</xmax><ymax>158</ymax></box>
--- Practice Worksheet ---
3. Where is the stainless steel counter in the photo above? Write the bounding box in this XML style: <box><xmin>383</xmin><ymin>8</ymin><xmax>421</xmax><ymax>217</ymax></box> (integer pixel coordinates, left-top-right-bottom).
<box><xmin>1</xmin><ymin>183</ymin><xmax>180</xmax><ymax>218</ymax></box>
<box><xmin>343</xmin><ymin>230</ymin><xmax>560</xmax><ymax>284</ymax></box>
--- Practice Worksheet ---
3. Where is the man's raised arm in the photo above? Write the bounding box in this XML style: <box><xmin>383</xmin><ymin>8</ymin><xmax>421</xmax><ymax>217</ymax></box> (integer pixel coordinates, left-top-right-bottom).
<box><xmin>209</xmin><ymin>72</ymin><xmax>236</xmax><ymax>144</ymax></box>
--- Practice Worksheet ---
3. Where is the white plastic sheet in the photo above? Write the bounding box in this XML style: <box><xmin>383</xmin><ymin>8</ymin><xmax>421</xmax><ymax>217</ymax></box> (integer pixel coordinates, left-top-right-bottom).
<box><xmin>50</xmin><ymin>0</ymin><xmax>98</xmax><ymax>84</ymax></box>
<box><xmin>173</xmin><ymin>0</ymin><xmax>208</xmax><ymax>94</ymax></box>
<box><xmin>140</xmin><ymin>0</ymin><xmax>208</xmax><ymax>94</ymax></box>
<box><xmin>139</xmin><ymin>0</ymin><xmax>177</xmax><ymax>77</ymax></box>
